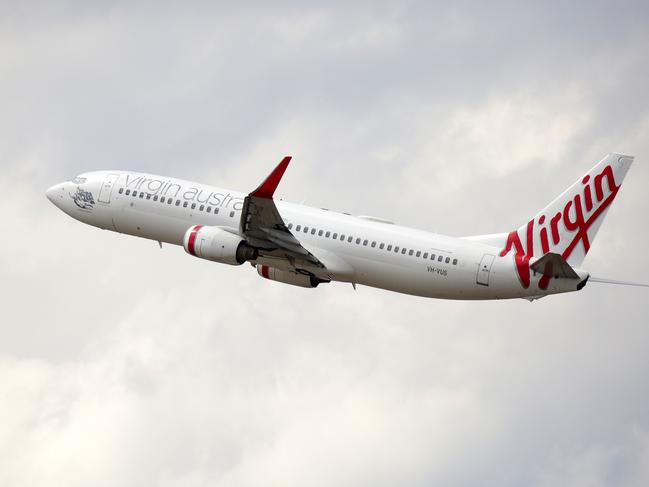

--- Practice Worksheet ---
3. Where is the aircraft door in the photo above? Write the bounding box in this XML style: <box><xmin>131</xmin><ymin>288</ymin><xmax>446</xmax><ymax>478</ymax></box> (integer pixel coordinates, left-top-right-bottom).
<box><xmin>476</xmin><ymin>254</ymin><xmax>495</xmax><ymax>286</ymax></box>
<box><xmin>98</xmin><ymin>174</ymin><xmax>120</xmax><ymax>204</ymax></box>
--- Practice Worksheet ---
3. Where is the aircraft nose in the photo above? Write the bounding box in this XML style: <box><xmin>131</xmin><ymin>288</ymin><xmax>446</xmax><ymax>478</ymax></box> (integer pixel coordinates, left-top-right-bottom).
<box><xmin>46</xmin><ymin>182</ymin><xmax>66</xmax><ymax>207</ymax></box>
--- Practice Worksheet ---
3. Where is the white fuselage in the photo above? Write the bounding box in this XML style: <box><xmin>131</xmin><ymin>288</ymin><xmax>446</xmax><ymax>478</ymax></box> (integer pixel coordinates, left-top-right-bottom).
<box><xmin>46</xmin><ymin>170</ymin><xmax>589</xmax><ymax>300</ymax></box>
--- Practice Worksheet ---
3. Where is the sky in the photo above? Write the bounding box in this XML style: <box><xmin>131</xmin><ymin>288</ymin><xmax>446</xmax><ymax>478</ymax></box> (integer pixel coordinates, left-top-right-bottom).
<box><xmin>1</xmin><ymin>1</ymin><xmax>649</xmax><ymax>486</ymax></box>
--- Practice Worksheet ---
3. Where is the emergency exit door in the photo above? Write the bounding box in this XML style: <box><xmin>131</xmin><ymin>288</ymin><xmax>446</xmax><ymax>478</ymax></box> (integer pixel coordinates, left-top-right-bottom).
<box><xmin>476</xmin><ymin>254</ymin><xmax>495</xmax><ymax>286</ymax></box>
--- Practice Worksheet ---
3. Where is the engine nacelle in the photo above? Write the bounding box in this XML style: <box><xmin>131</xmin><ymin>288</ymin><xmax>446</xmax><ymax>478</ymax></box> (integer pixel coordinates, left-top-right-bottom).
<box><xmin>183</xmin><ymin>225</ymin><xmax>258</xmax><ymax>266</ymax></box>
<box><xmin>257</xmin><ymin>265</ymin><xmax>325</xmax><ymax>288</ymax></box>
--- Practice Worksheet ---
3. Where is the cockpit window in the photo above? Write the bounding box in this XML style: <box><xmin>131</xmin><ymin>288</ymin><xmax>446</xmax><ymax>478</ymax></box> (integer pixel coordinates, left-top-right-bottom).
<box><xmin>72</xmin><ymin>176</ymin><xmax>87</xmax><ymax>184</ymax></box>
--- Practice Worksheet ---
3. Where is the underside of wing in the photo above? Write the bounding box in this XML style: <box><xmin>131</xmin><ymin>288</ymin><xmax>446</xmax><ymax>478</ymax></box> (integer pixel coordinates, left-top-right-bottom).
<box><xmin>239</xmin><ymin>157</ymin><xmax>325</xmax><ymax>270</ymax></box>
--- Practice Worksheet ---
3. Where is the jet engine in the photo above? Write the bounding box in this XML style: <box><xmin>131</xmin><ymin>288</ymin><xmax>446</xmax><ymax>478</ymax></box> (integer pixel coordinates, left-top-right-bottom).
<box><xmin>257</xmin><ymin>265</ymin><xmax>327</xmax><ymax>288</ymax></box>
<box><xmin>183</xmin><ymin>225</ymin><xmax>258</xmax><ymax>265</ymax></box>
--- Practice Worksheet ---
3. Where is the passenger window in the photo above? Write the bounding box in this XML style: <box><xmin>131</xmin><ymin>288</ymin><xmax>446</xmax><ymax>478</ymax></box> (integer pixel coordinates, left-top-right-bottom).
<box><xmin>207</xmin><ymin>207</ymin><xmax>212</xmax><ymax>213</ymax></box>
<box><xmin>176</xmin><ymin>200</ymin><xmax>180</xmax><ymax>206</ymax></box>
<box><xmin>191</xmin><ymin>203</ymin><xmax>196</xmax><ymax>209</ymax></box>
<box><xmin>325</xmin><ymin>231</ymin><xmax>330</xmax><ymax>238</ymax></box>
<box><xmin>183</xmin><ymin>201</ymin><xmax>188</xmax><ymax>207</ymax></box>
<box><xmin>199</xmin><ymin>205</ymin><xmax>204</xmax><ymax>211</ymax></box>
<box><xmin>168</xmin><ymin>199</ymin><xmax>172</xmax><ymax>204</ymax></box>
<box><xmin>288</xmin><ymin>223</ymin><xmax>293</xmax><ymax>230</ymax></box>
<box><xmin>416</xmin><ymin>251</ymin><xmax>421</xmax><ymax>257</ymax></box>
<box><xmin>394</xmin><ymin>246</ymin><xmax>399</xmax><ymax>252</ymax></box>
<box><xmin>438</xmin><ymin>255</ymin><xmax>443</xmax><ymax>262</ymax></box>
<box><xmin>347</xmin><ymin>236</ymin><xmax>353</xmax><ymax>242</ymax></box>
<box><xmin>303</xmin><ymin>227</ymin><xmax>308</xmax><ymax>233</ymax></box>
<box><xmin>139</xmin><ymin>193</ymin><xmax>144</xmax><ymax>198</ymax></box>
<box><xmin>430</xmin><ymin>254</ymin><xmax>436</xmax><ymax>260</ymax></box>
<box><xmin>230</xmin><ymin>211</ymin><xmax>235</xmax><ymax>217</ymax></box>
<box><xmin>160</xmin><ymin>197</ymin><xmax>165</xmax><ymax>203</ymax></box>
<box><xmin>214</xmin><ymin>208</ymin><xmax>219</xmax><ymax>214</ymax></box>
<box><xmin>311</xmin><ymin>229</ymin><xmax>316</xmax><ymax>235</ymax></box>
<box><xmin>363</xmin><ymin>240</ymin><xmax>368</xmax><ymax>246</ymax></box>
<box><xmin>318</xmin><ymin>230</ymin><xmax>323</xmax><ymax>236</ymax></box>
<box><xmin>445</xmin><ymin>257</ymin><xmax>450</xmax><ymax>263</ymax></box>
<box><xmin>333</xmin><ymin>233</ymin><xmax>338</xmax><ymax>239</ymax></box>
<box><xmin>423</xmin><ymin>252</ymin><xmax>428</xmax><ymax>259</ymax></box>
<box><xmin>146</xmin><ymin>194</ymin><xmax>151</xmax><ymax>200</ymax></box>
<box><xmin>118</xmin><ymin>188</ymin><xmax>124</xmax><ymax>194</ymax></box>
<box><xmin>296</xmin><ymin>225</ymin><xmax>301</xmax><ymax>232</ymax></box>
<box><xmin>452</xmin><ymin>258</ymin><xmax>458</xmax><ymax>265</ymax></box>
<box><xmin>387</xmin><ymin>245</ymin><xmax>392</xmax><ymax>251</ymax></box>
<box><xmin>409</xmin><ymin>249</ymin><xmax>414</xmax><ymax>256</ymax></box>
<box><xmin>126</xmin><ymin>189</ymin><xmax>131</xmax><ymax>195</ymax></box>
<box><xmin>379</xmin><ymin>243</ymin><xmax>385</xmax><ymax>249</ymax></box>
<box><xmin>153</xmin><ymin>195</ymin><xmax>158</xmax><ymax>201</ymax></box>
<box><xmin>371</xmin><ymin>242</ymin><xmax>376</xmax><ymax>248</ymax></box>
<box><xmin>402</xmin><ymin>248</ymin><xmax>407</xmax><ymax>254</ymax></box>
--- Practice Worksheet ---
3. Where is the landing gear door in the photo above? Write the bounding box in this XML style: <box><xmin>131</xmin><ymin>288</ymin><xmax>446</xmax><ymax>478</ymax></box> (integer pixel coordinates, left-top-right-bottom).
<box><xmin>98</xmin><ymin>174</ymin><xmax>120</xmax><ymax>204</ymax></box>
<box><xmin>476</xmin><ymin>254</ymin><xmax>495</xmax><ymax>286</ymax></box>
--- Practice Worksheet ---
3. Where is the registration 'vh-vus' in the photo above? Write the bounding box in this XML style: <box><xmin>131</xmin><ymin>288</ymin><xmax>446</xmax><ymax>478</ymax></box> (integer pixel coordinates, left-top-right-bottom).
<box><xmin>47</xmin><ymin>153</ymin><xmax>647</xmax><ymax>300</ymax></box>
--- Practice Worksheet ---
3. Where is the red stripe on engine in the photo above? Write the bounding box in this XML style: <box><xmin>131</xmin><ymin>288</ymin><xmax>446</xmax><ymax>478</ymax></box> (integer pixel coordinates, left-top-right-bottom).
<box><xmin>187</xmin><ymin>225</ymin><xmax>203</xmax><ymax>256</ymax></box>
<box><xmin>261</xmin><ymin>265</ymin><xmax>270</xmax><ymax>279</ymax></box>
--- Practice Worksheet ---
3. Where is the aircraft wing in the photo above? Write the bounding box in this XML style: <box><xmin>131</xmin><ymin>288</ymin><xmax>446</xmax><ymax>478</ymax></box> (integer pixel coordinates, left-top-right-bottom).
<box><xmin>239</xmin><ymin>157</ymin><xmax>325</xmax><ymax>269</ymax></box>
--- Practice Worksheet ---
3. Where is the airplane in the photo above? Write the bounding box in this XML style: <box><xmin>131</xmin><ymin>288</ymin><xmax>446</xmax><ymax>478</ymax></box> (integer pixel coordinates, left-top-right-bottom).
<box><xmin>46</xmin><ymin>153</ymin><xmax>647</xmax><ymax>301</ymax></box>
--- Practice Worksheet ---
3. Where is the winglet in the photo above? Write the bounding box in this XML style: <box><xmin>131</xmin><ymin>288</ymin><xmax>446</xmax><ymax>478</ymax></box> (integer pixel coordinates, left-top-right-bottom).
<box><xmin>250</xmin><ymin>156</ymin><xmax>292</xmax><ymax>199</ymax></box>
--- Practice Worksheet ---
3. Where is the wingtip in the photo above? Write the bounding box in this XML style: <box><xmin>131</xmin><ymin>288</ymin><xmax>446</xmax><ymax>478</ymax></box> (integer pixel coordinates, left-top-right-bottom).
<box><xmin>250</xmin><ymin>156</ymin><xmax>293</xmax><ymax>199</ymax></box>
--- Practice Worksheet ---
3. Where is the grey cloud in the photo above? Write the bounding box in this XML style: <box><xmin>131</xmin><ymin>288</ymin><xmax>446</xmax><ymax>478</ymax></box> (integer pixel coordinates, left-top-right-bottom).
<box><xmin>1</xmin><ymin>1</ymin><xmax>649</xmax><ymax>486</ymax></box>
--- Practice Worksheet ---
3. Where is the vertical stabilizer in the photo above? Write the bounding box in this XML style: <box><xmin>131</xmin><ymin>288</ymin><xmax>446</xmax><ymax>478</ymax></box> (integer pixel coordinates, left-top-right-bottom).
<box><xmin>471</xmin><ymin>153</ymin><xmax>634</xmax><ymax>288</ymax></box>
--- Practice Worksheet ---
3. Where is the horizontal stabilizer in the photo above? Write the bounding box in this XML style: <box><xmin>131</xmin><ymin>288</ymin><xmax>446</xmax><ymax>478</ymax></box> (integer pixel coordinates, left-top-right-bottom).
<box><xmin>589</xmin><ymin>277</ymin><xmax>649</xmax><ymax>288</ymax></box>
<box><xmin>530</xmin><ymin>252</ymin><xmax>580</xmax><ymax>279</ymax></box>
